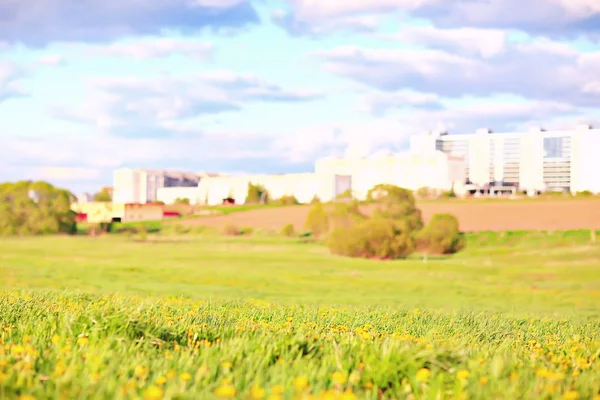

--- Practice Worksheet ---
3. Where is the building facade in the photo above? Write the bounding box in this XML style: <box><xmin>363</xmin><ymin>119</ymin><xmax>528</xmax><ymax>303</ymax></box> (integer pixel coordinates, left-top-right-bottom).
<box><xmin>415</xmin><ymin>125</ymin><xmax>600</xmax><ymax>194</ymax></box>
<box><xmin>112</xmin><ymin>169</ymin><xmax>201</xmax><ymax>204</ymax></box>
<box><xmin>315</xmin><ymin>148</ymin><xmax>466</xmax><ymax>200</ymax></box>
<box><xmin>195</xmin><ymin>173</ymin><xmax>352</xmax><ymax>205</ymax></box>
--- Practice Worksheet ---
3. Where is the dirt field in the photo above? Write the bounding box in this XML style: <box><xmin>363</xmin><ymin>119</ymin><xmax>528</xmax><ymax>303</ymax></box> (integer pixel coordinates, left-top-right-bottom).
<box><xmin>179</xmin><ymin>198</ymin><xmax>600</xmax><ymax>232</ymax></box>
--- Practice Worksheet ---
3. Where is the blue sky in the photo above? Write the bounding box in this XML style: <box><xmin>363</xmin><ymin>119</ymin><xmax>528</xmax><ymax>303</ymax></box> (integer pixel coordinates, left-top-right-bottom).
<box><xmin>1</xmin><ymin>0</ymin><xmax>599</xmax><ymax>194</ymax></box>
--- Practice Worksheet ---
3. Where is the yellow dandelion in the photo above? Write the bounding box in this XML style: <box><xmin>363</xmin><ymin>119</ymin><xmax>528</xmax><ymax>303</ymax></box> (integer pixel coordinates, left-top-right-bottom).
<box><xmin>564</xmin><ymin>391</ymin><xmax>579</xmax><ymax>400</ymax></box>
<box><xmin>479</xmin><ymin>376</ymin><xmax>488</xmax><ymax>385</ymax></box>
<box><xmin>250</xmin><ymin>385</ymin><xmax>266</xmax><ymax>399</ymax></box>
<box><xmin>215</xmin><ymin>384</ymin><xmax>237</xmax><ymax>398</ymax></box>
<box><xmin>267</xmin><ymin>396</ymin><xmax>282</xmax><ymax>400</ymax></box>
<box><xmin>416</xmin><ymin>368</ymin><xmax>430</xmax><ymax>382</ymax></box>
<box><xmin>155</xmin><ymin>376</ymin><xmax>167</xmax><ymax>385</ymax></box>
<box><xmin>51</xmin><ymin>335</ymin><xmax>61</xmax><ymax>345</ymax></box>
<box><xmin>179</xmin><ymin>372</ymin><xmax>192</xmax><ymax>382</ymax></box>
<box><xmin>509</xmin><ymin>372</ymin><xmax>519</xmax><ymax>381</ymax></box>
<box><xmin>166</xmin><ymin>370</ymin><xmax>176</xmax><ymax>379</ymax></box>
<box><xmin>341</xmin><ymin>389</ymin><xmax>358</xmax><ymax>400</ymax></box>
<box><xmin>18</xmin><ymin>395</ymin><xmax>35</xmax><ymax>400</ymax></box>
<box><xmin>0</xmin><ymin>372</ymin><xmax>7</xmax><ymax>383</ymax></box>
<box><xmin>144</xmin><ymin>385</ymin><xmax>164</xmax><ymax>400</ymax></box>
<box><xmin>456</xmin><ymin>369</ymin><xmax>470</xmax><ymax>381</ymax></box>
<box><xmin>271</xmin><ymin>385</ymin><xmax>285</xmax><ymax>395</ymax></box>
<box><xmin>293</xmin><ymin>376</ymin><xmax>309</xmax><ymax>391</ymax></box>
<box><xmin>134</xmin><ymin>366</ymin><xmax>148</xmax><ymax>378</ymax></box>
<box><xmin>221</xmin><ymin>362</ymin><xmax>233</xmax><ymax>370</ymax></box>
<box><xmin>332</xmin><ymin>371</ymin><xmax>347</xmax><ymax>385</ymax></box>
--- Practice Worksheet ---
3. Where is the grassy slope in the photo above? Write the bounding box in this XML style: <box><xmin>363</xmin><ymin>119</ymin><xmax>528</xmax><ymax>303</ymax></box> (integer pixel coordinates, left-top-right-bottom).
<box><xmin>1</xmin><ymin>233</ymin><xmax>600</xmax><ymax>399</ymax></box>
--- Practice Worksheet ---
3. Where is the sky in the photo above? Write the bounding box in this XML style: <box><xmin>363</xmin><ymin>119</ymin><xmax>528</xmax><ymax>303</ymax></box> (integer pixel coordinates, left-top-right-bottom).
<box><xmin>1</xmin><ymin>0</ymin><xmax>600</xmax><ymax>195</ymax></box>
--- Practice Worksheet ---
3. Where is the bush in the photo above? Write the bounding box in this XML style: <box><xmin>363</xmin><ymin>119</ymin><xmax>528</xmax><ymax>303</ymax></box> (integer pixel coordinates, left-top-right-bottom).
<box><xmin>281</xmin><ymin>223</ymin><xmax>296</xmax><ymax>237</ymax></box>
<box><xmin>223</xmin><ymin>223</ymin><xmax>241</xmax><ymax>236</ymax></box>
<box><xmin>328</xmin><ymin>200</ymin><xmax>366</xmax><ymax>230</ymax></box>
<box><xmin>415</xmin><ymin>213</ymin><xmax>465</xmax><ymax>256</ymax></box>
<box><xmin>304</xmin><ymin>203</ymin><xmax>329</xmax><ymax>239</ymax></box>
<box><xmin>276</xmin><ymin>195</ymin><xmax>299</xmax><ymax>205</ymax></box>
<box><xmin>310</xmin><ymin>195</ymin><xmax>321</xmax><ymax>204</ymax></box>
<box><xmin>327</xmin><ymin>217</ymin><xmax>415</xmax><ymax>260</ymax></box>
<box><xmin>336</xmin><ymin>189</ymin><xmax>353</xmax><ymax>201</ymax></box>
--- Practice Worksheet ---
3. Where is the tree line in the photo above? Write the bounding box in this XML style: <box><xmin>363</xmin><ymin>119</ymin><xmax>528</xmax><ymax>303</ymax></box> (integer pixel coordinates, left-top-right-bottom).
<box><xmin>0</xmin><ymin>181</ymin><xmax>77</xmax><ymax>236</ymax></box>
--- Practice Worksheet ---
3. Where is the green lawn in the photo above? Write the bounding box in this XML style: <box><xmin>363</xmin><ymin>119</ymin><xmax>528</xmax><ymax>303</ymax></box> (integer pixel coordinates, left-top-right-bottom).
<box><xmin>1</xmin><ymin>232</ymin><xmax>599</xmax><ymax>399</ymax></box>
<box><xmin>1</xmin><ymin>231</ymin><xmax>599</xmax><ymax>316</ymax></box>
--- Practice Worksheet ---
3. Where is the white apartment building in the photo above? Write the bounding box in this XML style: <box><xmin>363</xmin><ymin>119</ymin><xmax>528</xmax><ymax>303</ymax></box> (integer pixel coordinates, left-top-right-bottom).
<box><xmin>416</xmin><ymin>125</ymin><xmax>600</xmax><ymax>194</ymax></box>
<box><xmin>112</xmin><ymin>168</ymin><xmax>201</xmax><ymax>204</ymax></box>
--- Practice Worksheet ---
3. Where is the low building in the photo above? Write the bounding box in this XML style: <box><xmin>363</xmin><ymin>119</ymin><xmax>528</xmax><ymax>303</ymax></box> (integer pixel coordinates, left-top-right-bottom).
<box><xmin>121</xmin><ymin>204</ymin><xmax>164</xmax><ymax>223</ymax></box>
<box><xmin>71</xmin><ymin>202</ymin><xmax>164</xmax><ymax>223</ymax></box>
<box><xmin>71</xmin><ymin>202</ymin><xmax>125</xmax><ymax>223</ymax></box>
<box><xmin>197</xmin><ymin>173</ymin><xmax>352</xmax><ymax>205</ymax></box>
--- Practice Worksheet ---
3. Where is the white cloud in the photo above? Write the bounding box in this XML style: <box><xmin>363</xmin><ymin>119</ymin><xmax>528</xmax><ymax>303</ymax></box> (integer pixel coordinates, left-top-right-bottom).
<box><xmin>316</xmin><ymin>41</ymin><xmax>600</xmax><ymax>107</ymax></box>
<box><xmin>0</xmin><ymin>61</ymin><xmax>25</xmax><ymax>102</ymax></box>
<box><xmin>36</xmin><ymin>54</ymin><xmax>67</xmax><ymax>66</ymax></box>
<box><xmin>51</xmin><ymin>71</ymin><xmax>323</xmax><ymax>138</ymax></box>
<box><xmin>379</xmin><ymin>26</ymin><xmax>508</xmax><ymax>58</ymax></box>
<box><xmin>283</xmin><ymin>0</ymin><xmax>600</xmax><ymax>38</ymax></box>
<box><xmin>34</xmin><ymin>166</ymin><xmax>103</xmax><ymax>181</ymax></box>
<box><xmin>86</xmin><ymin>39</ymin><xmax>215</xmax><ymax>60</ymax></box>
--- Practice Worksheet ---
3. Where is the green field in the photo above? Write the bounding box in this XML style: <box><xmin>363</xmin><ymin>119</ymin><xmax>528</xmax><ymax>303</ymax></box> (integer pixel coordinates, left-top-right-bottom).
<box><xmin>1</xmin><ymin>231</ymin><xmax>600</xmax><ymax>399</ymax></box>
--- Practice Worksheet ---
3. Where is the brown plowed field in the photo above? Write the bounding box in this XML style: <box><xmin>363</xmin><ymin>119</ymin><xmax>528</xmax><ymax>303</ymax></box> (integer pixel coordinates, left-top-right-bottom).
<box><xmin>180</xmin><ymin>198</ymin><xmax>600</xmax><ymax>232</ymax></box>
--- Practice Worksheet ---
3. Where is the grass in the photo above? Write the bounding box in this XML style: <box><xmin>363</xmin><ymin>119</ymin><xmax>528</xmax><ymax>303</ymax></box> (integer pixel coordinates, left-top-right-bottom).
<box><xmin>1</xmin><ymin>231</ymin><xmax>600</xmax><ymax>399</ymax></box>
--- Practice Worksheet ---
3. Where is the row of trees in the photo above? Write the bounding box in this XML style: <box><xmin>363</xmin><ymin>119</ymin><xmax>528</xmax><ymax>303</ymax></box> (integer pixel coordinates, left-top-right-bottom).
<box><xmin>245</xmin><ymin>183</ymin><xmax>301</xmax><ymax>205</ymax></box>
<box><xmin>0</xmin><ymin>181</ymin><xmax>78</xmax><ymax>236</ymax></box>
<box><xmin>304</xmin><ymin>184</ymin><xmax>465</xmax><ymax>260</ymax></box>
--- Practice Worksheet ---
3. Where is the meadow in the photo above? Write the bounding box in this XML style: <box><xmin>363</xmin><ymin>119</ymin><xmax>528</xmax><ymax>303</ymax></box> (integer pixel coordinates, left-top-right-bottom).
<box><xmin>1</xmin><ymin>229</ymin><xmax>600</xmax><ymax>399</ymax></box>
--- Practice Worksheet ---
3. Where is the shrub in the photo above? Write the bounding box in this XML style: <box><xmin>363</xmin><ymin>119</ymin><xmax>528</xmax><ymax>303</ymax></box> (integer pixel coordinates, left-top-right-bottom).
<box><xmin>310</xmin><ymin>195</ymin><xmax>321</xmax><ymax>204</ymax></box>
<box><xmin>415</xmin><ymin>213</ymin><xmax>465</xmax><ymax>256</ymax></box>
<box><xmin>328</xmin><ymin>200</ymin><xmax>366</xmax><ymax>230</ymax></box>
<box><xmin>276</xmin><ymin>195</ymin><xmax>299</xmax><ymax>205</ymax></box>
<box><xmin>336</xmin><ymin>189</ymin><xmax>353</xmax><ymax>201</ymax></box>
<box><xmin>416</xmin><ymin>187</ymin><xmax>432</xmax><ymax>200</ymax></box>
<box><xmin>245</xmin><ymin>183</ymin><xmax>270</xmax><ymax>204</ymax></box>
<box><xmin>239</xmin><ymin>227</ymin><xmax>254</xmax><ymax>236</ymax></box>
<box><xmin>304</xmin><ymin>203</ymin><xmax>329</xmax><ymax>239</ymax></box>
<box><xmin>223</xmin><ymin>223</ymin><xmax>240</xmax><ymax>236</ymax></box>
<box><xmin>281</xmin><ymin>223</ymin><xmax>296</xmax><ymax>237</ymax></box>
<box><xmin>327</xmin><ymin>217</ymin><xmax>415</xmax><ymax>260</ymax></box>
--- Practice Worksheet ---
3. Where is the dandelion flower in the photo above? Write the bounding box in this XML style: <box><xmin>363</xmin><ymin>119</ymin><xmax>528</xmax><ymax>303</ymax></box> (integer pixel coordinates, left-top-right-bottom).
<box><xmin>293</xmin><ymin>376</ymin><xmax>309</xmax><ymax>391</ymax></box>
<box><xmin>215</xmin><ymin>384</ymin><xmax>237</xmax><ymax>398</ymax></box>
<box><xmin>564</xmin><ymin>391</ymin><xmax>579</xmax><ymax>400</ymax></box>
<box><xmin>479</xmin><ymin>376</ymin><xmax>488</xmax><ymax>385</ymax></box>
<box><xmin>416</xmin><ymin>368</ymin><xmax>430</xmax><ymax>382</ymax></box>
<box><xmin>456</xmin><ymin>369</ymin><xmax>470</xmax><ymax>381</ymax></box>
<box><xmin>144</xmin><ymin>385</ymin><xmax>164</xmax><ymax>400</ymax></box>
<box><xmin>332</xmin><ymin>372</ymin><xmax>347</xmax><ymax>385</ymax></box>
<box><xmin>250</xmin><ymin>385</ymin><xmax>266</xmax><ymax>399</ymax></box>
<box><xmin>179</xmin><ymin>372</ymin><xmax>191</xmax><ymax>382</ymax></box>
<box><xmin>155</xmin><ymin>376</ymin><xmax>167</xmax><ymax>385</ymax></box>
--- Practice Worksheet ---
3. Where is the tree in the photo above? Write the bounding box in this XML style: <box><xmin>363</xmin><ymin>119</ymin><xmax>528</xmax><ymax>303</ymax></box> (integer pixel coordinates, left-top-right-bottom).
<box><xmin>0</xmin><ymin>181</ymin><xmax>77</xmax><ymax>237</ymax></box>
<box><xmin>174</xmin><ymin>197</ymin><xmax>190</xmax><ymax>205</ymax></box>
<box><xmin>415</xmin><ymin>213</ymin><xmax>465</xmax><ymax>261</ymax></box>
<box><xmin>328</xmin><ymin>200</ymin><xmax>366</xmax><ymax>230</ymax></box>
<box><xmin>245</xmin><ymin>183</ymin><xmax>270</xmax><ymax>205</ymax></box>
<box><xmin>366</xmin><ymin>184</ymin><xmax>424</xmax><ymax>231</ymax></box>
<box><xmin>93</xmin><ymin>188</ymin><xmax>112</xmax><ymax>202</ymax></box>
